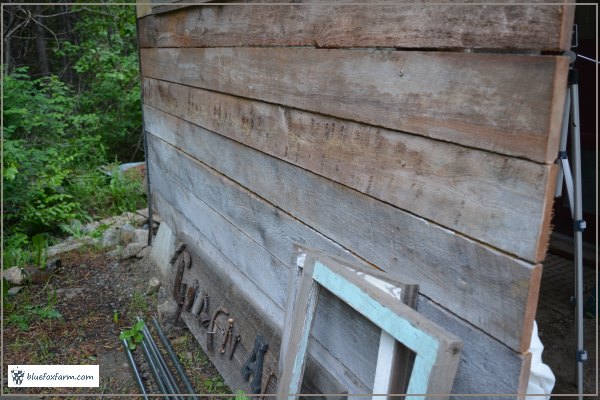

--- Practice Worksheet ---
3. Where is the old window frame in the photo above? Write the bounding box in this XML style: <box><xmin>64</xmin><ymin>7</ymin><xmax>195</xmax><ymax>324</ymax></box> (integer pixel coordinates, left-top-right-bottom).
<box><xmin>277</xmin><ymin>249</ymin><xmax>462</xmax><ymax>400</ymax></box>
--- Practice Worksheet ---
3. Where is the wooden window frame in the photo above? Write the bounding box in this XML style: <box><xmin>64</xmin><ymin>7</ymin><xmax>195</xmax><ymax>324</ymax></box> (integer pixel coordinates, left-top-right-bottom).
<box><xmin>277</xmin><ymin>249</ymin><xmax>463</xmax><ymax>400</ymax></box>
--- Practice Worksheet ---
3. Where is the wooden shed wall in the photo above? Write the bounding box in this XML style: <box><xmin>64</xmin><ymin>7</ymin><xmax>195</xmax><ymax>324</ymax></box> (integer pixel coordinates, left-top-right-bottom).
<box><xmin>138</xmin><ymin>1</ymin><xmax>573</xmax><ymax>397</ymax></box>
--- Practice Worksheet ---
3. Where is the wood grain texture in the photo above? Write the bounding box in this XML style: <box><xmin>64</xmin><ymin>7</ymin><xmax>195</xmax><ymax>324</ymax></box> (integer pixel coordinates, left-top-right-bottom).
<box><xmin>139</xmin><ymin>2</ymin><xmax>573</xmax><ymax>51</ymax></box>
<box><xmin>143</xmin><ymin>77</ymin><xmax>556</xmax><ymax>262</ymax></box>
<box><xmin>136</xmin><ymin>0</ymin><xmax>152</xmax><ymax>18</ymax></box>
<box><xmin>151</xmin><ymin>0</ymin><xmax>215</xmax><ymax>15</ymax></box>
<box><xmin>155</xmin><ymin>165</ymin><xmax>528</xmax><ymax>400</ymax></box>
<box><xmin>309</xmin><ymin>258</ymin><xmax>462</xmax><ymax>398</ymax></box>
<box><xmin>149</xmin><ymin>144</ymin><xmax>384</xmax><ymax>392</ymax></box>
<box><xmin>144</xmin><ymin>107</ymin><xmax>540</xmax><ymax>352</ymax></box>
<box><xmin>152</xmin><ymin>190</ymin><xmax>378</xmax><ymax>396</ymax></box>
<box><xmin>140</xmin><ymin>47</ymin><xmax>568</xmax><ymax>164</ymax></box>
<box><xmin>150</xmin><ymin>157</ymin><xmax>529</xmax><ymax>397</ymax></box>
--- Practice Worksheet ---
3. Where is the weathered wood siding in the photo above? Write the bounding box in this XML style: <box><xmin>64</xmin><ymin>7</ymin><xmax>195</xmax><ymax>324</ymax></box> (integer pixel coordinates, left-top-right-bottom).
<box><xmin>138</xmin><ymin>1</ymin><xmax>572</xmax><ymax>397</ymax></box>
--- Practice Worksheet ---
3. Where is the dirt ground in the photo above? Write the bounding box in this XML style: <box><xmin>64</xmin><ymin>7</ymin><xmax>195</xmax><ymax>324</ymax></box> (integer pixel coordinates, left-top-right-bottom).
<box><xmin>2</xmin><ymin>245</ymin><xmax>230</xmax><ymax>398</ymax></box>
<box><xmin>536</xmin><ymin>253</ymin><xmax>597</xmax><ymax>397</ymax></box>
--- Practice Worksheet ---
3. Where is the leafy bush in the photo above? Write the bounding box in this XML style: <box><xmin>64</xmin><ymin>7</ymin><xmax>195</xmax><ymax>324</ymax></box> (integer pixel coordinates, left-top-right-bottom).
<box><xmin>2</xmin><ymin>4</ymin><xmax>144</xmax><ymax>269</ymax></box>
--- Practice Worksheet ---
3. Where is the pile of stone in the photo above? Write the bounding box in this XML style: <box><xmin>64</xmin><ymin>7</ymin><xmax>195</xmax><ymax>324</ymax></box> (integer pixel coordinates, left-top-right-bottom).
<box><xmin>3</xmin><ymin>209</ymin><xmax>159</xmax><ymax>294</ymax></box>
<box><xmin>104</xmin><ymin>220</ymin><xmax>154</xmax><ymax>260</ymax></box>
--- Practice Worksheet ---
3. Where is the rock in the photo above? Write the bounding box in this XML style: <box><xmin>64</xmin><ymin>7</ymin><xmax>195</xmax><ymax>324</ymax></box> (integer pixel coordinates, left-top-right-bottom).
<box><xmin>133</xmin><ymin>229</ymin><xmax>149</xmax><ymax>245</ymax></box>
<box><xmin>47</xmin><ymin>237</ymin><xmax>95</xmax><ymax>257</ymax></box>
<box><xmin>55</xmin><ymin>287</ymin><xmax>85</xmax><ymax>300</ymax></box>
<box><xmin>7</xmin><ymin>286</ymin><xmax>24</xmax><ymax>296</ymax></box>
<box><xmin>136</xmin><ymin>245</ymin><xmax>152</xmax><ymax>259</ymax></box>
<box><xmin>150</xmin><ymin>223</ymin><xmax>177</xmax><ymax>280</ymax></box>
<box><xmin>119</xmin><ymin>224</ymin><xmax>136</xmax><ymax>245</ymax></box>
<box><xmin>121</xmin><ymin>243</ymin><xmax>145</xmax><ymax>259</ymax></box>
<box><xmin>147</xmin><ymin>277</ymin><xmax>161</xmax><ymax>294</ymax></box>
<box><xmin>157</xmin><ymin>301</ymin><xmax>178</xmax><ymax>330</ymax></box>
<box><xmin>46</xmin><ymin>258</ymin><xmax>62</xmax><ymax>273</ymax></box>
<box><xmin>107</xmin><ymin>248</ymin><xmax>121</xmax><ymax>258</ymax></box>
<box><xmin>3</xmin><ymin>266</ymin><xmax>25</xmax><ymax>285</ymax></box>
<box><xmin>101</xmin><ymin>228</ymin><xmax>119</xmax><ymax>248</ymax></box>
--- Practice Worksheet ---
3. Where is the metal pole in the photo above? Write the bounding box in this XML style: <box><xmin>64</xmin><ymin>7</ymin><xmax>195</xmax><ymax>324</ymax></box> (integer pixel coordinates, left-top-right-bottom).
<box><xmin>569</xmin><ymin>70</ymin><xmax>587</xmax><ymax>399</ymax></box>
<box><xmin>121</xmin><ymin>338</ymin><xmax>150</xmax><ymax>400</ymax></box>
<box><xmin>140</xmin><ymin>338</ymin><xmax>169</xmax><ymax>398</ymax></box>
<box><xmin>152</xmin><ymin>317</ymin><xmax>198</xmax><ymax>399</ymax></box>
<box><xmin>555</xmin><ymin>89</ymin><xmax>572</xmax><ymax>199</ymax></box>
<box><xmin>138</xmin><ymin>318</ymin><xmax>182</xmax><ymax>399</ymax></box>
<box><xmin>135</xmin><ymin>17</ymin><xmax>153</xmax><ymax>247</ymax></box>
<box><xmin>144</xmin><ymin>335</ymin><xmax>181</xmax><ymax>399</ymax></box>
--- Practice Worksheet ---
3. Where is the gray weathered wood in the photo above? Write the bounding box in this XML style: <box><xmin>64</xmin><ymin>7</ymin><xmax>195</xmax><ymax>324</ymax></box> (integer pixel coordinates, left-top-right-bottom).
<box><xmin>149</xmin><ymin>154</ymin><xmax>381</xmax><ymax>392</ymax></box>
<box><xmin>289</xmin><ymin>247</ymin><xmax>418</xmax><ymax>398</ymax></box>
<box><xmin>150</xmin><ymin>161</ymin><xmax>529</xmax><ymax>398</ymax></box>
<box><xmin>279</xmin><ymin>252</ymin><xmax>462</xmax><ymax>399</ymax></box>
<box><xmin>150</xmin><ymin>0</ymin><xmax>214</xmax><ymax>15</ymax></box>
<box><xmin>144</xmin><ymin>106</ymin><xmax>540</xmax><ymax>352</ymax></box>
<box><xmin>143</xmin><ymin>77</ymin><xmax>557</xmax><ymax>262</ymax></box>
<box><xmin>153</xmin><ymin>191</ymin><xmax>376</xmax><ymax>395</ymax></box>
<box><xmin>140</xmin><ymin>47</ymin><xmax>568</xmax><ymax>164</ymax></box>
<box><xmin>139</xmin><ymin>2</ymin><xmax>574</xmax><ymax>51</ymax></box>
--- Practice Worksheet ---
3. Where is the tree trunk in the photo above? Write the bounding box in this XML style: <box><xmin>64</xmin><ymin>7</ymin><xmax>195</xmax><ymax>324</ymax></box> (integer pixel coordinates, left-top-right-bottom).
<box><xmin>3</xmin><ymin>6</ymin><xmax>14</xmax><ymax>74</ymax></box>
<box><xmin>34</xmin><ymin>5</ymin><xmax>50</xmax><ymax>76</ymax></box>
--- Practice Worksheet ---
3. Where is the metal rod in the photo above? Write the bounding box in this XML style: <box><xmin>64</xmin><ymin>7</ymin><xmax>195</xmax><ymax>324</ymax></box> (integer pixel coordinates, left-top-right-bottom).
<box><xmin>140</xmin><ymin>338</ymin><xmax>169</xmax><ymax>398</ymax></box>
<box><xmin>555</xmin><ymin>89</ymin><xmax>571</xmax><ymax>198</ymax></box>
<box><xmin>152</xmin><ymin>317</ymin><xmax>198</xmax><ymax>399</ymax></box>
<box><xmin>144</xmin><ymin>332</ymin><xmax>181</xmax><ymax>399</ymax></box>
<box><xmin>135</xmin><ymin>17</ymin><xmax>153</xmax><ymax>248</ymax></box>
<box><xmin>138</xmin><ymin>318</ymin><xmax>182</xmax><ymax>399</ymax></box>
<box><xmin>121</xmin><ymin>338</ymin><xmax>150</xmax><ymax>400</ymax></box>
<box><xmin>569</xmin><ymin>81</ymin><xmax>585</xmax><ymax>400</ymax></box>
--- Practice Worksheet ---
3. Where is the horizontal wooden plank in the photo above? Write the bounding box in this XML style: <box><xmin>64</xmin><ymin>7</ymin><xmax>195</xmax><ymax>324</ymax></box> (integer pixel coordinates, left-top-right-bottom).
<box><xmin>149</xmin><ymin>140</ymin><xmax>529</xmax><ymax>397</ymax></box>
<box><xmin>149</xmin><ymin>144</ymin><xmax>379</xmax><ymax>391</ymax></box>
<box><xmin>143</xmin><ymin>77</ymin><xmax>556</xmax><ymax>262</ymax></box>
<box><xmin>144</xmin><ymin>106</ymin><xmax>540</xmax><ymax>352</ymax></box>
<box><xmin>151</xmin><ymin>0</ymin><xmax>214</xmax><ymax>15</ymax></box>
<box><xmin>140</xmin><ymin>47</ymin><xmax>568</xmax><ymax>164</ymax></box>
<box><xmin>152</xmin><ymin>180</ymin><xmax>377</xmax><ymax>395</ymax></box>
<box><xmin>139</xmin><ymin>2</ymin><xmax>574</xmax><ymax>51</ymax></box>
<box><xmin>136</xmin><ymin>0</ymin><xmax>152</xmax><ymax>18</ymax></box>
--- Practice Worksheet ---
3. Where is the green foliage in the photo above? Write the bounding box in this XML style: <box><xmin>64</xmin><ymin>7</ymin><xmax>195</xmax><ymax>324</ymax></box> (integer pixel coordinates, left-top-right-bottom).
<box><xmin>203</xmin><ymin>377</ymin><xmax>226</xmax><ymax>394</ymax></box>
<box><xmin>3</xmin><ymin>233</ymin><xmax>30</xmax><ymax>268</ymax></box>
<box><xmin>6</xmin><ymin>290</ymin><xmax>62</xmax><ymax>332</ymax></box>
<box><xmin>119</xmin><ymin>320</ymin><xmax>145</xmax><ymax>351</ymax></box>
<box><xmin>128</xmin><ymin>291</ymin><xmax>148</xmax><ymax>316</ymax></box>
<box><xmin>235</xmin><ymin>390</ymin><xmax>250</xmax><ymax>400</ymax></box>
<box><xmin>57</xmin><ymin>3</ymin><xmax>141</xmax><ymax>160</ymax></box>
<box><xmin>31</xmin><ymin>234</ymin><xmax>48</xmax><ymax>269</ymax></box>
<box><xmin>2</xmin><ymin>4</ymin><xmax>145</xmax><ymax>268</ymax></box>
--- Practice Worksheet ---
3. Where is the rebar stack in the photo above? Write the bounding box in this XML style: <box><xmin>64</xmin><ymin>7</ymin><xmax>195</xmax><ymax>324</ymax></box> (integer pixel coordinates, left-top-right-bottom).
<box><xmin>121</xmin><ymin>318</ymin><xmax>198</xmax><ymax>399</ymax></box>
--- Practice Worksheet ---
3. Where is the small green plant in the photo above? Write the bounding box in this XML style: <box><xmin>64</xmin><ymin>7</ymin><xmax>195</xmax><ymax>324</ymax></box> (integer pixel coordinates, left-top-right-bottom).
<box><xmin>31</xmin><ymin>233</ymin><xmax>48</xmax><ymax>268</ymax></box>
<box><xmin>3</xmin><ymin>233</ymin><xmax>30</xmax><ymax>268</ymax></box>
<box><xmin>6</xmin><ymin>290</ymin><xmax>61</xmax><ymax>331</ymax></box>
<box><xmin>59</xmin><ymin>220</ymin><xmax>86</xmax><ymax>238</ymax></box>
<box><xmin>235</xmin><ymin>389</ymin><xmax>250</xmax><ymax>400</ymax></box>
<box><xmin>119</xmin><ymin>320</ymin><xmax>145</xmax><ymax>350</ymax></box>
<box><xmin>203</xmin><ymin>376</ymin><xmax>226</xmax><ymax>393</ymax></box>
<box><xmin>128</xmin><ymin>291</ymin><xmax>148</xmax><ymax>316</ymax></box>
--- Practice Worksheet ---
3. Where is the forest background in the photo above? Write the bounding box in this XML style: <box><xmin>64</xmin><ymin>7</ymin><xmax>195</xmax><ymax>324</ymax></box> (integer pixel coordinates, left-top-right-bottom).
<box><xmin>2</xmin><ymin>1</ymin><xmax>145</xmax><ymax>276</ymax></box>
